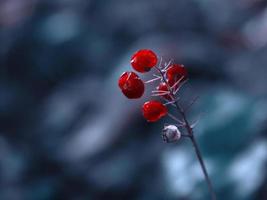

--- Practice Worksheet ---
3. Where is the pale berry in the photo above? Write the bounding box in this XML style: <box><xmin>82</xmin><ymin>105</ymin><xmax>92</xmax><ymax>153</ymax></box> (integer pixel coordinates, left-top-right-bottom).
<box><xmin>131</xmin><ymin>49</ymin><xmax>158</xmax><ymax>73</ymax></box>
<box><xmin>166</xmin><ymin>64</ymin><xmax>188</xmax><ymax>86</ymax></box>
<box><xmin>118</xmin><ymin>71</ymin><xmax>144</xmax><ymax>99</ymax></box>
<box><xmin>142</xmin><ymin>100</ymin><xmax>167</xmax><ymax>122</ymax></box>
<box><xmin>162</xmin><ymin>124</ymin><xmax>181</xmax><ymax>143</ymax></box>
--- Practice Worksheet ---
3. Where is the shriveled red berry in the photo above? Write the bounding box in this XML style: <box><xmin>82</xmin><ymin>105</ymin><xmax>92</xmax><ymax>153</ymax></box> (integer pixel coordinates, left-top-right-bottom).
<box><xmin>142</xmin><ymin>100</ymin><xmax>168</xmax><ymax>122</ymax></box>
<box><xmin>156</xmin><ymin>82</ymin><xmax>172</xmax><ymax>101</ymax></box>
<box><xmin>131</xmin><ymin>49</ymin><xmax>158</xmax><ymax>73</ymax></box>
<box><xmin>166</xmin><ymin>64</ymin><xmax>188</xmax><ymax>86</ymax></box>
<box><xmin>118</xmin><ymin>71</ymin><xmax>145</xmax><ymax>99</ymax></box>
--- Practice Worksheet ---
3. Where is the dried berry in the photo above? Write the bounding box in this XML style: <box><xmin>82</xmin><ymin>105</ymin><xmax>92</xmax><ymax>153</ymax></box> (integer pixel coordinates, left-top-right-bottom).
<box><xmin>142</xmin><ymin>100</ymin><xmax>167</xmax><ymax>122</ymax></box>
<box><xmin>162</xmin><ymin>124</ymin><xmax>181</xmax><ymax>143</ymax></box>
<box><xmin>118</xmin><ymin>71</ymin><xmax>144</xmax><ymax>99</ymax></box>
<box><xmin>131</xmin><ymin>49</ymin><xmax>158</xmax><ymax>73</ymax></box>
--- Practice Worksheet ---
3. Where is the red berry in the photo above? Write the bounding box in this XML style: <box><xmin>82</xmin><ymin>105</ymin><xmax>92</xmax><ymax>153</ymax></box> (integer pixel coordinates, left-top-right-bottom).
<box><xmin>131</xmin><ymin>49</ymin><xmax>158</xmax><ymax>73</ymax></box>
<box><xmin>118</xmin><ymin>71</ymin><xmax>145</xmax><ymax>99</ymax></box>
<box><xmin>118</xmin><ymin>71</ymin><xmax>138</xmax><ymax>88</ymax></box>
<box><xmin>142</xmin><ymin>100</ymin><xmax>168</xmax><ymax>122</ymax></box>
<box><xmin>156</xmin><ymin>82</ymin><xmax>172</xmax><ymax>101</ymax></box>
<box><xmin>166</xmin><ymin>64</ymin><xmax>188</xmax><ymax>86</ymax></box>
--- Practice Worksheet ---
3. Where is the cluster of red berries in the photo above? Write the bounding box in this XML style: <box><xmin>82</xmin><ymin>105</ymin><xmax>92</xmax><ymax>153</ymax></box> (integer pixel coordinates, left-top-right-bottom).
<box><xmin>118</xmin><ymin>49</ymin><xmax>188</xmax><ymax>122</ymax></box>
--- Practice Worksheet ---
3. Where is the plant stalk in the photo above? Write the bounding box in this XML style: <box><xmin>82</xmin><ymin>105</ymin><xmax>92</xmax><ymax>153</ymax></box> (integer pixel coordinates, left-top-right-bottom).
<box><xmin>189</xmin><ymin>134</ymin><xmax>217</xmax><ymax>200</ymax></box>
<box><xmin>174</xmin><ymin>99</ymin><xmax>216</xmax><ymax>200</ymax></box>
<box><xmin>156</xmin><ymin>66</ymin><xmax>217</xmax><ymax>200</ymax></box>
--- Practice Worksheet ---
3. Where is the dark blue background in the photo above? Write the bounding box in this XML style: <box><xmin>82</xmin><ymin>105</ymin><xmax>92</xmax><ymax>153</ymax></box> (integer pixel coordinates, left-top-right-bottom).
<box><xmin>0</xmin><ymin>0</ymin><xmax>267</xmax><ymax>199</ymax></box>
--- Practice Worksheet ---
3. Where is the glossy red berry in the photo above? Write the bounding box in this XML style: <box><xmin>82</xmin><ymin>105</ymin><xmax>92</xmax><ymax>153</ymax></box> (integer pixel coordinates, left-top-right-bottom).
<box><xmin>156</xmin><ymin>82</ymin><xmax>172</xmax><ymax>101</ymax></box>
<box><xmin>118</xmin><ymin>71</ymin><xmax>144</xmax><ymax>99</ymax></box>
<box><xmin>142</xmin><ymin>100</ymin><xmax>168</xmax><ymax>122</ymax></box>
<box><xmin>166</xmin><ymin>64</ymin><xmax>188</xmax><ymax>86</ymax></box>
<box><xmin>131</xmin><ymin>49</ymin><xmax>158</xmax><ymax>73</ymax></box>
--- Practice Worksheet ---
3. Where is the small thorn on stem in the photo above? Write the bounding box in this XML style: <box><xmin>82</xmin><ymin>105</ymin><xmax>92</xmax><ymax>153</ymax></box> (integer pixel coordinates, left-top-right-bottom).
<box><xmin>152</xmin><ymin>90</ymin><xmax>170</xmax><ymax>94</ymax></box>
<box><xmin>190</xmin><ymin>112</ymin><xmax>205</xmax><ymax>129</ymax></box>
<box><xmin>175</xmin><ymin>123</ymin><xmax>185</xmax><ymax>127</ymax></box>
<box><xmin>167</xmin><ymin>113</ymin><xmax>184</xmax><ymax>125</ymax></box>
<box><xmin>190</xmin><ymin>119</ymin><xmax>199</xmax><ymax>129</ymax></box>
<box><xmin>161</xmin><ymin>98</ymin><xmax>177</xmax><ymax>107</ymax></box>
<box><xmin>172</xmin><ymin>77</ymin><xmax>188</xmax><ymax>95</ymax></box>
<box><xmin>151</xmin><ymin>90</ymin><xmax>170</xmax><ymax>96</ymax></box>
<box><xmin>163</xmin><ymin>101</ymin><xmax>176</xmax><ymax>106</ymax></box>
<box><xmin>145</xmin><ymin>77</ymin><xmax>161</xmax><ymax>84</ymax></box>
<box><xmin>158</xmin><ymin>56</ymin><xmax>163</xmax><ymax>69</ymax></box>
<box><xmin>153</xmin><ymin>74</ymin><xmax>161</xmax><ymax>78</ymax></box>
<box><xmin>162</xmin><ymin>59</ymin><xmax>173</xmax><ymax>71</ymax></box>
<box><xmin>185</xmin><ymin>95</ymin><xmax>199</xmax><ymax>112</ymax></box>
<box><xmin>152</xmin><ymin>90</ymin><xmax>170</xmax><ymax>97</ymax></box>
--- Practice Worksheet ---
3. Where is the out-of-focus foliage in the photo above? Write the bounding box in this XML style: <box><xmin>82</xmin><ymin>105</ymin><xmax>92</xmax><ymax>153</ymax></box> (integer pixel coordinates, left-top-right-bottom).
<box><xmin>0</xmin><ymin>0</ymin><xmax>267</xmax><ymax>199</ymax></box>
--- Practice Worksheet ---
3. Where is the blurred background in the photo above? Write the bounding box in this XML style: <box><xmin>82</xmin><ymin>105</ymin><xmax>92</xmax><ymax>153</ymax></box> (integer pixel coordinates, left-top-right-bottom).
<box><xmin>1</xmin><ymin>0</ymin><xmax>267</xmax><ymax>199</ymax></box>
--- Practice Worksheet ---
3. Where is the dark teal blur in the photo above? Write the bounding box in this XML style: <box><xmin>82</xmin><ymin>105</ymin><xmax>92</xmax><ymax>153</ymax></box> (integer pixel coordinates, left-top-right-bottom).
<box><xmin>0</xmin><ymin>0</ymin><xmax>267</xmax><ymax>200</ymax></box>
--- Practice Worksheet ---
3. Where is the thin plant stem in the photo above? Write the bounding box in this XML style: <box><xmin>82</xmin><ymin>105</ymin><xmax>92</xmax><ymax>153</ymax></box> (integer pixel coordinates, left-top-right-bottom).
<box><xmin>190</xmin><ymin>134</ymin><xmax>217</xmax><ymax>200</ymax></box>
<box><xmin>155</xmin><ymin>66</ymin><xmax>217</xmax><ymax>200</ymax></box>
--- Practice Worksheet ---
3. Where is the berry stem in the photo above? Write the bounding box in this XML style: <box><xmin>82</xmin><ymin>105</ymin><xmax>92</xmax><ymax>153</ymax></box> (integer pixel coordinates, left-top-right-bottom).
<box><xmin>189</xmin><ymin>134</ymin><xmax>217</xmax><ymax>200</ymax></box>
<box><xmin>155</xmin><ymin>66</ymin><xmax>217</xmax><ymax>200</ymax></box>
